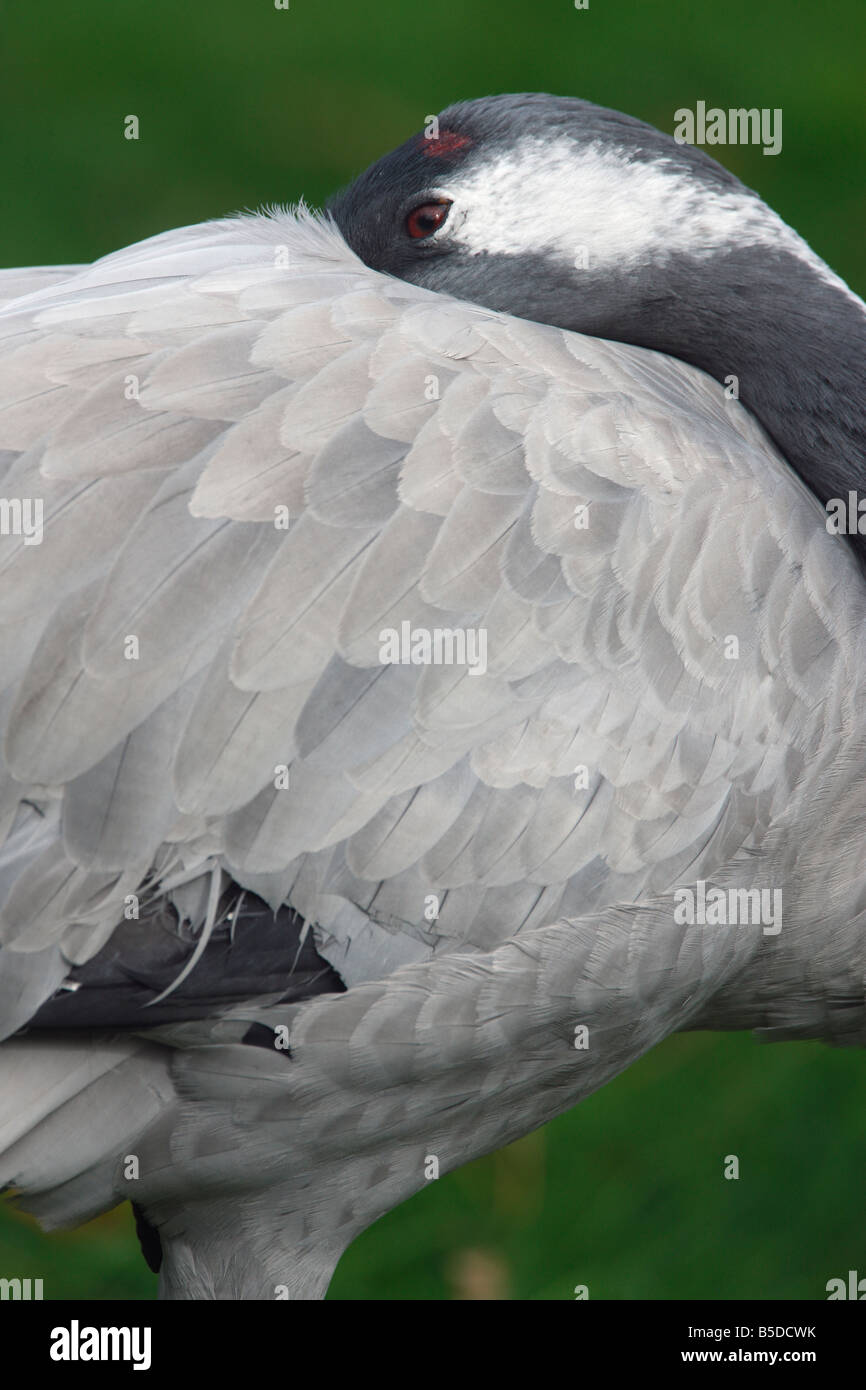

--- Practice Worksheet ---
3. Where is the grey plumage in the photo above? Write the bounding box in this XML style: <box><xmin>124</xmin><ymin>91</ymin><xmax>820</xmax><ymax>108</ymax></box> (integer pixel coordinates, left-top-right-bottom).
<box><xmin>1</xmin><ymin>93</ymin><xmax>865</xmax><ymax>1298</ymax></box>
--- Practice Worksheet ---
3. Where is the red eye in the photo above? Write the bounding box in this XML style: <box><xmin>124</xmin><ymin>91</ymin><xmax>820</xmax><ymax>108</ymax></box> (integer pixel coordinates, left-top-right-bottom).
<box><xmin>405</xmin><ymin>200</ymin><xmax>452</xmax><ymax>239</ymax></box>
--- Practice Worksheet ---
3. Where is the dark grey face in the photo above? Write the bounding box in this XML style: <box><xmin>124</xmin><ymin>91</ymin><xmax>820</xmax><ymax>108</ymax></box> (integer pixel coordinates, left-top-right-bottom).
<box><xmin>329</xmin><ymin>93</ymin><xmax>866</xmax><ymax>561</ymax></box>
<box><xmin>328</xmin><ymin>92</ymin><xmax>747</xmax><ymax>332</ymax></box>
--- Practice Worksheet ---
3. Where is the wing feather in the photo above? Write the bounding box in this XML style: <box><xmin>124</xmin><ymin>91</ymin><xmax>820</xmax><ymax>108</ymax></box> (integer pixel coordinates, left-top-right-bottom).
<box><xmin>0</xmin><ymin>206</ymin><xmax>860</xmax><ymax>1030</ymax></box>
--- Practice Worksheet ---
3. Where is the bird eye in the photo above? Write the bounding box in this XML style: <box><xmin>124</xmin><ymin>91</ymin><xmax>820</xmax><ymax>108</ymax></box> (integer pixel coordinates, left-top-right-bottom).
<box><xmin>405</xmin><ymin>200</ymin><xmax>452</xmax><ymax>239</ymax></box>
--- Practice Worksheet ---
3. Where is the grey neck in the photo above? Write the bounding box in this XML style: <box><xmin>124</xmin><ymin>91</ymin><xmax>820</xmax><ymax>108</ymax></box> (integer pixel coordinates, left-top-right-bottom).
<box><xmin>415</xmin><ymin>241</ymin><xmax>866</xmax><ymax>563</ymax></box>
<box><xmin>610</xmin><ymin>245</ymin><xmax>866</xmax><ymax>561</ymax></box>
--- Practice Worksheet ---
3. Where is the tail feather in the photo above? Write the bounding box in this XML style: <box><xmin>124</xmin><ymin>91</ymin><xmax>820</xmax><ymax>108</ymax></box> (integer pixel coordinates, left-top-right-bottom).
<box><xmin>0</xmin><ymin>1035</ymin><xmax>175</xmax><ymax>1227</ymax></box>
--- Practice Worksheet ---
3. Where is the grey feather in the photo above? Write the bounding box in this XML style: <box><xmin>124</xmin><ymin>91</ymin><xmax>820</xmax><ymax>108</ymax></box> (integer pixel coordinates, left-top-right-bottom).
<box><xmin>0</xmin><ymin>194</ymin><xmax>864</xmax><ymax>1301</ymax></box>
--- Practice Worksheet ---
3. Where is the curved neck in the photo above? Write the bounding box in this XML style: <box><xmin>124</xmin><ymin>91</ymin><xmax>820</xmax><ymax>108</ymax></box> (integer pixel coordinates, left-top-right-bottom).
<box><xmin>589</xmin><ymin>246</ymin><xmax>866</xmax><ymax>562</ymax></box>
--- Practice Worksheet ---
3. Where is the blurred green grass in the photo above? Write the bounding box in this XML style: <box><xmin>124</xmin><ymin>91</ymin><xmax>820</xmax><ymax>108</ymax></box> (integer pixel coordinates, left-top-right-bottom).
<box><xmin>1</xmin><ymin>0</ymin><xmax>864</xmax><ymax>1299</ymax></box>
<box><xmin>3</xmin><ymin>1032</ymin><xmax>865</xmax><ymax>1299</ymax></box>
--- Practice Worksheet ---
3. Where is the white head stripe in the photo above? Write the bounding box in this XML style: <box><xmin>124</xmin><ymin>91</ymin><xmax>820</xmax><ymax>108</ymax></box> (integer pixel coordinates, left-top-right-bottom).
<box><xmin>444</xmin><ymin>136</ymin><xmax>861</xmax><ymax>306</ymax></box>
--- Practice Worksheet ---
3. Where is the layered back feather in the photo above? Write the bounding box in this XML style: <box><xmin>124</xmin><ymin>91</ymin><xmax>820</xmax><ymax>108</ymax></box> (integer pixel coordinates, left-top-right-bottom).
<box><xmin>1</xmin><ymin>208</ymin><xmax>864</xmax><ymax>1296</ymax></box>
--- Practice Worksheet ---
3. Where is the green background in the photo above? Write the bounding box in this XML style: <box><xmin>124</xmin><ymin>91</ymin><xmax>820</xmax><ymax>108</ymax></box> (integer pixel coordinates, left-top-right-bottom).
<box><xmin>1</xmin><ymin>0</ymin><xmax>864</xmax><ymax>1300</ymax></box>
